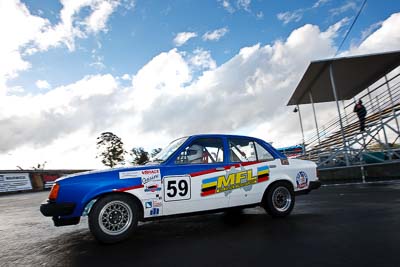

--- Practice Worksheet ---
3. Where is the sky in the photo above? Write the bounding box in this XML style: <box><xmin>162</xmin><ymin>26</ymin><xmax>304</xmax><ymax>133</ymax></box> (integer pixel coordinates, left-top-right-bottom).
<box><xmin>1</xmin><ymin>0</ymin><xmax>400</xmax><ymax>169</ymax></box>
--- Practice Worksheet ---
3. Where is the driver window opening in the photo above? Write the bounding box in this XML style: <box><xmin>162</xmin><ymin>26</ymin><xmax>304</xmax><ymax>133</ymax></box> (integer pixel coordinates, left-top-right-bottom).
<box><xmin>175</xmin><ymin>138</ymin><xmax>224</xmax><ymax>164</ymax></box>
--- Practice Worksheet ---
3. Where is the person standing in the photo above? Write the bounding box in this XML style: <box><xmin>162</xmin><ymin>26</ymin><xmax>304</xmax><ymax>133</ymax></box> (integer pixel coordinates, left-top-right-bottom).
<box><xmin>354</xmin><ymin>100</ymin><xmax>367</xmax><ymax>132</ymax></box>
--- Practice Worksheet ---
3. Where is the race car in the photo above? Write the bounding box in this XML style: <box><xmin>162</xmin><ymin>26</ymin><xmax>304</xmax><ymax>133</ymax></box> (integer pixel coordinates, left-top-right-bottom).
<box><xmin>40</xmin><ymin>134</ymin><xmax>321</xmax><ymax>243</ymax></box>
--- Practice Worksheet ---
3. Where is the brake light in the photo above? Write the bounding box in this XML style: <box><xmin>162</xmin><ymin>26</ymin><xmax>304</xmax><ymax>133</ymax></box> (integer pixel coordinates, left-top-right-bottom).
<box><xmin>49</xmin><ymin>184</ymin><xmax>60</xmax><ymax>201</ymax></box>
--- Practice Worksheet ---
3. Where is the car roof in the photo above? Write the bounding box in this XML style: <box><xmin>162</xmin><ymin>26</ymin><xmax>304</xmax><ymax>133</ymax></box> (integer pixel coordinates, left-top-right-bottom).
<box><xmin>186</xmin><ymin>134</ymin><xmax>268</xmax><ymax>142</ymax></box>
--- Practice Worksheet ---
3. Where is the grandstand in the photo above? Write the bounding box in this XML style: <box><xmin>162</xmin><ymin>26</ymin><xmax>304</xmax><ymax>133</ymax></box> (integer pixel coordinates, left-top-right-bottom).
<box><xmin>287</xmin><ymin>51</ymin><xmax>400</xmax><ymax>170</ymax></box>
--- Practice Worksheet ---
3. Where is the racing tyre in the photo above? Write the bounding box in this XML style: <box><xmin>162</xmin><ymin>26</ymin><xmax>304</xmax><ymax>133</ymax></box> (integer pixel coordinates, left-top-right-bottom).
<box><xmin>263</xmin><ymin>182</ymin><xmax>295</xmax><ymax>217</ymax></box>
<box><xmin>89</xmin><ymin>194</ymin><xmax>139</xmax><ymax>244</ymax></box>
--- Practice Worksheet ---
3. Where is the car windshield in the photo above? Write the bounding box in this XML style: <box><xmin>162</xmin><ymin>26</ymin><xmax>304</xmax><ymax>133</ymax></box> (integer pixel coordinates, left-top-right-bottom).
<box><xmin>150</xmin><ymin>137</ymin><xmax>188</xmax><ymax>163</ymax></box>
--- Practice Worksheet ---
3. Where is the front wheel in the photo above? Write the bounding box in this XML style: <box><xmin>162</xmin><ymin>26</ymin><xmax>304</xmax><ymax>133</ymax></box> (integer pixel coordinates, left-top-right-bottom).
<box><xmin>89</xmin><ymin>194</ymin><xmax>139</xmax><ymax>243</ymax></box>
<box><xmin>263</xmin><ymin>182</ymin><xmax>295</xmax><ymax>217</ymax></box>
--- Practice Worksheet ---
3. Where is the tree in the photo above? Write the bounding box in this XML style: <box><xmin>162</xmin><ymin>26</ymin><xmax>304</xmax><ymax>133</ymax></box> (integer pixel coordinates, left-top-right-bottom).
<box><xmin>151</xmin><ymin>148</ymin><xmax>162</xmax><ymax>158</ymax></box>
<box><xmin>96</xmin><ymin>132</ymin><xmax>126</xmax><ymax>168</ymax></box>
<box><xmin>131</xmin><ymin>147</ymin><xmax>149</xmax><ymax>165</ymax></box>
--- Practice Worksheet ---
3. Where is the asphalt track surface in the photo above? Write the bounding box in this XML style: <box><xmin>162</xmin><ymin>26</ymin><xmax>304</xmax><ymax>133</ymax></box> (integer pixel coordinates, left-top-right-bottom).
<box><xmin>1</xmin><ymin>181</ymin><xmax>400</xmax><ymax>267</ymax></box>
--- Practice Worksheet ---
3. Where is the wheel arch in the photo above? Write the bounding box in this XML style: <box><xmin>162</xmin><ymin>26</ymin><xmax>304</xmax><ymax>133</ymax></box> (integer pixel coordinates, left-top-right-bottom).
<box><xmin>261</xmin><ymin>178</ymin><xmax>294</xmax><ymax>207</ymax></box>
<box><xmin>84</xmin><ymin>191</ymin><xmax>144</xmax><ymax>220</ymax></box>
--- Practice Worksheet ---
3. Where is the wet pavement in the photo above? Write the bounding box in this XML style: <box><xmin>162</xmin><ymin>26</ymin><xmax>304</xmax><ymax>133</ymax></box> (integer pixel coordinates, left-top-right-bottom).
<box><xmin>1</xmin><ymin>181</ymin><xmax>400</xmax><ymax>267</ymax></box>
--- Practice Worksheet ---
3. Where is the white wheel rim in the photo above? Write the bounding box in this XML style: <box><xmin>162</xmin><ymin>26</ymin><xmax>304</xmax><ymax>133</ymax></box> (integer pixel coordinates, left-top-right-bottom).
<box><xmin>99</xmin><ymin>200</ymin><xmax>133</xmax><ymax>236</ymax></box>
<box><xmin>272</xmin><ymin>186</ymin><xmax>292</xmax><ymax>212</ymax></box>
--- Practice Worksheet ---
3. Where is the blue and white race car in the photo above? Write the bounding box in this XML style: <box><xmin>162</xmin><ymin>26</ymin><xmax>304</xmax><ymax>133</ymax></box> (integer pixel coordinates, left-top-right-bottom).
<box><xmin>41</xmin><ymin>134</ymin><xmax>321</xmax><ymax>243</ymax></box>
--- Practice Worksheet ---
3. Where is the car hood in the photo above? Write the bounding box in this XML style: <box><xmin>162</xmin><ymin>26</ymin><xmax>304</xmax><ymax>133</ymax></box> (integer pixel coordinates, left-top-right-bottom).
<box><xmin>56</xmin><ymin>164</ymin><xmax>162</xmax><ymax>184</ymax></box>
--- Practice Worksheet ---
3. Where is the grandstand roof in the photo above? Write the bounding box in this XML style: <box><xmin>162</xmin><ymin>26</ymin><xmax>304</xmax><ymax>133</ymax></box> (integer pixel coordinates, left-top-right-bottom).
<box><xmin>287</xmin><ymin>50</ymin><xmax>400</xmax><ymax>105</ymax></box>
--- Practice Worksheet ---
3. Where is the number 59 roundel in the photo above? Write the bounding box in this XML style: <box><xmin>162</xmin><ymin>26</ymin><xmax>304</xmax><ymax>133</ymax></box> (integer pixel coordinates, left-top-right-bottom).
<box><xmin>163</xmin><ymin>176</ymin><xmax>191</xmax><ymax>202</ymax></box>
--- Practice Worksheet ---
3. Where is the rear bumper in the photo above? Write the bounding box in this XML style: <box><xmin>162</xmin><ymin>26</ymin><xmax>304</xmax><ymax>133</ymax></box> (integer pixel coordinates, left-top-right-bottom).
<box><xmin>40</xmin><ymin>201</ymin><xmax>80</xmax><ymax>226</ymax></box>
<box><xmin>309</xmin><ymin>180</ymin><xmax>322</xmax><ymax>190</ymax></box>
<box><xmin>296</xmin><ymin>180</ymin><xmax>322</xmax><ymax>195</ymax></box>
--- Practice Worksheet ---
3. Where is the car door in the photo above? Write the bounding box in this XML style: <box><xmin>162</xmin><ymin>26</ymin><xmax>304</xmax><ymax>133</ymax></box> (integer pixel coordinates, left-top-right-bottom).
<box><xmin>161</xmin><ymin>137</ymin><xmax>230</xmax><ymax>216</ymax></box>
<box><xmin>226</xmin><ymin>137</ymin><xmax>275</xmax><ymax>207</ymax></box>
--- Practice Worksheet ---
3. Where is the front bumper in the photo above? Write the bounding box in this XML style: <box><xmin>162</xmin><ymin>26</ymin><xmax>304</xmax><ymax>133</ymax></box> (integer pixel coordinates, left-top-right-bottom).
<box><xmin>40</xmin><ymin>201</ymin><xmax>80</xmax><ymax>226</ymax></box>
<box><xmin>40</xmin><ymin>201</ymin><xmax>76</xmax><ymax>217</ymax></box>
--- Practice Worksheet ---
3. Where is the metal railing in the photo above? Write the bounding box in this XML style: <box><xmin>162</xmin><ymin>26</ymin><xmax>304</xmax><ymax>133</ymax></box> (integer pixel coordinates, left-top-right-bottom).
<box><xmin>296</xmin><ymin>71</ymin><xmax>400</xmax><ymax>167</ymax></box>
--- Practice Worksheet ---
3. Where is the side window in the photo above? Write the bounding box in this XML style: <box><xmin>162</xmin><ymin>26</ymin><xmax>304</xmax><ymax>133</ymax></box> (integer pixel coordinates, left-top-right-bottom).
<box><xmin>175</xmin><ymin>138</ymin><xmax>224</xmax><ymax>164</ymax></box>
<box><xmin>229</xmin><ymin>138</ymin><xmax>257</xmax><ymax>162</ymax></box>
<box><xmin>255</xmin><ymin>141</ymin><xmax>274</xmax><ymax>161</ymax></box>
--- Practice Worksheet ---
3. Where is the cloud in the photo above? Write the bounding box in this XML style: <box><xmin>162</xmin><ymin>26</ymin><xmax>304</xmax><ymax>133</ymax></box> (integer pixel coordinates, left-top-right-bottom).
<box><xmin>0</xmin><ymin>0</ymin><xmax>48</xmax><ymax>94</ymax></box>
<box><xmin>34</xmin><ymin>0</ymin><xmax>122</xmax><ymax>51</ymax></box>
<box><xmin>35</xmin><ymin>80</ymin><xmax>51</xmax><ymax>90</ymax></box>
<box><xmin>0</xmin><ymin>74</ymin><xmax>119</xmax><ymax>153</ymax></box>
<box><xmin>202</xmin><ymin>27</ymin><xmax>229</xmax><ymax>41</ymax></box>
<box><xmin>313</xmin><ymin>0</ymin><xmax>330</xmax><ymax>8</ymax></box>
<box><xmin>85</xmin><ymin>0</ymin><xmax>120</xmax><ymax>33</ymax></box>
<box><xmin>121</xmin><ymin>74</ymin><xmax>131</xmax><ymax>80</ymax></box>
<box><xmin>359</xmin><ymin>21</ymin><xmax>383</xmax><ymax>43</ymax></box>
<box><xmin>329</xmin><ymin>1</ymin><xmax>357</xmax><ymax>17</ymax></box>
<box><xmin>218</xmin><ymin>0</ymin><xmax>235</xmax><ymax>13</ymax></box>
<box><xmin>236</xmin><ymin>0</ymin><xmax>251</xmax><ymax>12</ymax></box>
<box><xmin>139</xmin><ymin>23</ymin><xmax>341</xmax><ymax>139</ymax></box>
<box><xmin>345</xmin><ymin>13</ymin><xmax>400</xmax><ymax>55</ymax></box>
<box><xmin>0</xmin><ymin>0</ymin><xmax>128</xmax><ymax>95</ymax></box>
<box><xmin>218</xmin><ymin>0</ymin><xmax>252</xmax><ymax>13</ymax></box>
<box><xmin>2</xmin><ymin>12</ymin><xmax>400</xmax><ymax>169</ymax></box>
<box><xmin>173</xmin><ymin>32</ymin><xmax>198</xmax><ymax>46</ymax></box>
<box><xmin>277</xmin><ymin>10</ymin><xmax>304</xmax><ymax>25</ymax></box>
<box><xmin>188</xmin><ymin>49</ymin><xmax>217</xmax><ymax>70</ymax></box>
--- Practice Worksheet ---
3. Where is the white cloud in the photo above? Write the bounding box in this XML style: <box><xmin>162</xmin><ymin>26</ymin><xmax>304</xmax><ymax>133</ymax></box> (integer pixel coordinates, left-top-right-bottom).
<box><xmin>85</xmin><ymin>0</ymin><xmax>120</xmax><ymax>33</ymax></box>
<box><xmin>0</xmin><ymin>0</ymin><xmax>48</xmax><ymax>94</ymax></box>
<box><xmin>218</xmin><ymin>0</ymin><xmax>235</xmax><ymax>13</ymax></box>
<box><xmin>202</xmin><ymin>27</ymin><xmax>229</xmax><ymax>41</ymax></box>
<box><xmin>345</xmin><ymin>13</ymin><xmax>400</xmax><ymax>55</ymax></box>
<box><xmin>256</xmin><ymin>11</ymin><xmax>264</xmax><ymax>19</ymax></box>
<box><xmin>330</xmin><ymin>1</ymin><xmax>357</xmax><ymax>17</ymax></box>
<box><xmin>0</xmin><ymin>74</ymin><xmax>119</xmax><ymax>154</ymax></box>
<box><xmin>0</xmin><ymin>0</ymin><xmax>127</xmax><ymax>96</ymax></box>
<box><xmin>219</xmin><ymin>0</ymin><xmax>252</xmax><ymax>13</ymax></box>
<box><xmin>129</xmin><ymin>48</ymin><xmax>192</xmax><ymax>111</ymax></box>
<box><xmin>35</xmin><ymin>80</ymin><xmax>51</xmax><ymax>90</ymax></box>
<box><xmin>237</xmin><ymin>0</ymin><xmax>251</xmax><ymax>12</ymax></box>
<box><xmin>121</xmin><ymin>74</ymin><xmax>131</xmax><ymax>80</ymax></box>
<box><xmin>277</xmin><ymin>10</ymin><xmax>304</xmax><ymax>25</ymax></box>
<box><xmin>276</xmin><ymin>0</ymin><xmax>330</xmax><ymax>25</ymax></box>
<box><xmin>313</xmin><ymin>0</ymin><xmax>330</xmax><ymax>8</ymax></box>
<box><xmin>173</xmin><ymin>32</ymin><xmax>198</xmax><ymax>46</ymax></box>
<box><xmin>360</xmin><ymin>21</ymin><xmax>383</xmax><ymax>43</ymax></box>
<box><xmin>1</xmin><ymin>12</ymin><xmax>400</xmax><ymax>169</ymax></box>
<box><xmin>189</xmin><ymin>49</ymin><xmax>217</xmax><ymax>70</ymax></box>
<box><xmin>34</xmin><ymin>0</ymin><xmax>121</xmax><ymax>51</ymax></box>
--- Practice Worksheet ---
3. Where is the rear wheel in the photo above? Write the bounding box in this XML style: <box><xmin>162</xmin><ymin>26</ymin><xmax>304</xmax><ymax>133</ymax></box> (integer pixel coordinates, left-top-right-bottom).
<box><xmin>89</xmin><ymin>194</ymin><xmax>139</xmax><ymax>243</ymax></box>
<box><xmin>263</xmin><ymin>182</ymin><xmax>294</xmax><ymax>217</ymax></box>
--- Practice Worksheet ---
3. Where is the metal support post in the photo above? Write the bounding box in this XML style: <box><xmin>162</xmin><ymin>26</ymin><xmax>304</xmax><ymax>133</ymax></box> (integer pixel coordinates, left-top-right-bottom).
<box><xmin>342</xmin><ymin>100</ymin><xmax>349</xmax><ymax>127</ymax></box>
<box><xmin>329</xmin><ymin>64</ymin><xmax>350</xmax><ymax>166</ymax></box>
<box><xmin>296</xmin><ymin>105</ymin><xmax>306</xmax><ymax>155</ymax></box>
<box><xmin>309</xmin><ymin>92</ymin><xmax>321</xmax><ymax>146</ymax></box>
<box><xmin>367</xmin><ymin>87</ymin><xmax>375</xmax><ymax>113</ymax></box>
<box><xmin>385</xmin><ymin>75</ymin><xmax>400</xmax><ymax>134</ymax></box>
<box><xmin>376</xmin><ymin>96</ymin><xmax>392</xmax><ymax>160</ymax></box>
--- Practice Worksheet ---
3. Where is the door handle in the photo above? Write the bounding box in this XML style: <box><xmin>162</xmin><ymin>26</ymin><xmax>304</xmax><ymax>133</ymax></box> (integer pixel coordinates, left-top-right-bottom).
<box><xmin>216</xmin><ymin>167</ymin><xmax>225</xmax><ymax>171</ymax></box>
<box><xmin>269</xmin><ymin>165</ymin><xmax>277</xmax><ymax>168</ymax></box>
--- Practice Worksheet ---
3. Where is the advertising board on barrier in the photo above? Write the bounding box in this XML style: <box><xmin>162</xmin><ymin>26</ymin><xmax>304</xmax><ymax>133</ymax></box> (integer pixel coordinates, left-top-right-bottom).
<box><xmin>42</xmin><ymin>174</ymin><xmax>60</xmax><ymax>189</ymax></box>
<box><xmin>0</xmin><ymin>173</ymin><xmax>32</xmax><ymax>192</ymax></box>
